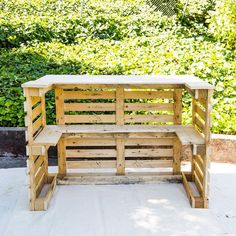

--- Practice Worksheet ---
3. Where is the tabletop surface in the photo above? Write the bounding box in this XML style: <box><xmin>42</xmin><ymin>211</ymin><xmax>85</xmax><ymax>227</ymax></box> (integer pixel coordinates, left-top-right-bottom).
<box><xmin>22</xmin><ymin>75</ymin><xmax>214</xmax><ymax>90</ymax></box>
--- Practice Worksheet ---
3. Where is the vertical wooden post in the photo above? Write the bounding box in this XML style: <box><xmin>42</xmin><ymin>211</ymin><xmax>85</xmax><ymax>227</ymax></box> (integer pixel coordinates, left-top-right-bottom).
<box><xmin>191</xmin><ymin>98</ymin><xmax>196</xmax><ymax>181</ymax></box>
<box><xmin>55</xmin><ymin>88</ymin><xmax>65</xmax><ymax>124</ymax></box>
<box><xmin>173</xmin><ymin>138</ymin><xmax>181</xmax><ymax>174</ymax></box>
<box><xmin>55</xmin><ymin>88</ymin><xmax>66</xmax><ymax>177</ymax></box>
<box><xmin>58</xmin><ymin>138</ymin><xmax>66</xmax><ymax>179</ymax></box>
<box><xmin>116</xmin><ymin>138</ymin><xmax>125</xmax><ymax>175</ymax></box>
<box><xmin>173</xmin><ymin>89</ymin><xmax>182</xmax><ymax>125</ymax></box>
<box><xmin>24</xmin><ymin>88</ymin><xmax>36</xmax><ymax>210</ymax></box>
<box><xmin>116</xmin><ymin>86</ymin><xmax>125</xmax><ymax>174</ymax></box>
<box><xmin>173</xmin><ymin>89</ymin><xmax>182</xmax><ymax>175</ymax></box>
<box><xmin>202</xmin><ymin>89</ymin><xmax>213</xmax><ymax>208</ymax></box>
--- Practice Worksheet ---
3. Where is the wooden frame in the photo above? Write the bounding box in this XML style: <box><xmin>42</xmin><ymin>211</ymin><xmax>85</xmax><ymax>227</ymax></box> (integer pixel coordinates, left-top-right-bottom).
<box><xmin>22</xmin><ymin>75</ymin><xmax>213</xmax><ymax>210</ymax></box>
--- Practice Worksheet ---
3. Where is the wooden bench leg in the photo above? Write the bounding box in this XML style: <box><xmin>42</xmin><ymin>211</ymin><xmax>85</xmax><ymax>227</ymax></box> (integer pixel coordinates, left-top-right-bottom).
<box><xmin>173</xmin><ymin>138</ymin><xmax>181</xmax><ymax>175</ymax></box>
<box><xmin>116</xmin><ymin>138</ymin><xmax>125</xmax><ymax>175</ymax></box>
<box><xmin>58</xmin><ymin>138</ymin><xmax>66</xmax><ymax>179</ymax></box>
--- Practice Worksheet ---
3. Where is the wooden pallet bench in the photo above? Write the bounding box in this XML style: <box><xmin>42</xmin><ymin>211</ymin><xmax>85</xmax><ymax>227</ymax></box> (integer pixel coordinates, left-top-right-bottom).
<box><xmin>22</xmin><ymin>75</ymin><xmax>214</xmax><ymax>210</ymax></box>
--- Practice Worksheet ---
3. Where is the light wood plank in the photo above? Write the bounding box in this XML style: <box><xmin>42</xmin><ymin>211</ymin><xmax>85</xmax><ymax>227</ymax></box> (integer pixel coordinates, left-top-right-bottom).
<box><xmin>116</xmin><ymin>87</ymin><xmax>124</xmax><ymax>125</ymax></box>
<box><xmin>66</xmin><ymin>149</ymin><xmax>117</xmax><ymax>158</ymax></box>
<box><xmin>124</xmin><ymin>91</ymin><xmax>174</xmax><ymax>99</ymax></box>
<box><xmin>32</xmin><ymin>103</ymin><xmax>42</xmax><ymax>121</ymax></box>
<box><xmin>55</xmin><ymin>88</ymin><xmax>65</xmax><ymax>124</ymax></box>
<box><xmin>173</xmin><ymin>138</ymin><xmax>181</xmax><ymax>174</ymax></box>
<box><xmin>67</xmin><ymin>160</ymin><xmax>116</xmax><ymax>169</ymax></box>
<box><xmin>58</xmin><ymin>138</ymin><xmax>66</xmax><ymax>178</ymax></box>
<box><xmin>124</xmin><ymin>103</ymin><xmax>174</xmax><ymax>111</ymax></box>
<box><xmin>32</xmin><ymin>116</ymin><xmax>42</xmax><ymax>134</ymax></box>
<box><xmin>64</xmin><ymin>103</ymin><xmax>115</xmax><ymax>111</ymax></box>
<box><xmin>125</xmin><ymin>148</ymin><xmax>173</xmax><ymax>157</ymax></box>
<box><xmin>65</xmin><ymin>115</ymin><xmax>116</xmax><ymax>123</ymax></box>
<box><xmin>116</xmin><ymin>138</ymin><xmax>125</xmax><ymax>175</ymax></box>
<box><xmin>125</xmin><ymin>115</ymin><xmax>174</xmax><ymax>123</ymax></box>
<box><xmin>64</xmin><ymin>91</ymin><xmax>115</xmax><ymax>99</ymax></box>
<box><xmin>125</xmin><ymin>160</ymin><xmax>173</xmax><ymax>168</ymax></box>
<box><xmin>173</xmin><ymin>89</ymin><xmax>182</xmax><ymax>124</ymax></box>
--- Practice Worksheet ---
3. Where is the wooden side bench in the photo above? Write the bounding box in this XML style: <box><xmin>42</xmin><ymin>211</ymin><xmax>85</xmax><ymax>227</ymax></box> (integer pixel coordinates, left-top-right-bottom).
<box><xmin>22</xmin><ymin>75</ymin><xmax>214</xmax><ymax>210</ymax></box>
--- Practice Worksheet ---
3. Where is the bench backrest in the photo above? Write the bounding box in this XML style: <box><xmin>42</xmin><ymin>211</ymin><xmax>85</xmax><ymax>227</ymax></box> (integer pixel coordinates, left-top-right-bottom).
<box><xmin>55</xmin><ymin>87</ymin><xmax>182</xmax><ymax>125</ymax></box>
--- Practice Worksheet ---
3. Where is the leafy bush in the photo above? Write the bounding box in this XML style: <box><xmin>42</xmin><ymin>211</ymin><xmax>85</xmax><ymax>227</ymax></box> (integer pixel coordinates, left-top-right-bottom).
<box><xmin>0</xmin><ymin>0</ymin><xmax>235</xmax><ymax>134</ymax></box>
<box><xmin>208</xmin><ymin>0</ymin><xmax>236</xmax><ymax>49</ymax></box>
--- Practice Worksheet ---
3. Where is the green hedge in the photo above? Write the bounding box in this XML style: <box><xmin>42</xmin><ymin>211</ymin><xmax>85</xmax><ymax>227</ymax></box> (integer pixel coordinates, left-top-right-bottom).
<box><xmin>0</xmin><ymin>0</ymin><xmax>235</xmax><ymax>134</ymax></box>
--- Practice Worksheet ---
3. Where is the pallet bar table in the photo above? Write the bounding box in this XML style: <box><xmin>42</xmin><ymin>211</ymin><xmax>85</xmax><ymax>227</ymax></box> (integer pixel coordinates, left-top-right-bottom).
<box><xmin>22</xmin><ymin>75</ymin><xmax>214</xmax><ymax>210</ymax></box>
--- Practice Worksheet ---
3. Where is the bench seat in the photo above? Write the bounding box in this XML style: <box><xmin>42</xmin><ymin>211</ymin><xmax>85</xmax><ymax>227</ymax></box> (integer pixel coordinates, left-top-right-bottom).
<box><xmin>34</xmin><ymin>125</ymin><xmax>204</xmax><ymax>146</ymax></box>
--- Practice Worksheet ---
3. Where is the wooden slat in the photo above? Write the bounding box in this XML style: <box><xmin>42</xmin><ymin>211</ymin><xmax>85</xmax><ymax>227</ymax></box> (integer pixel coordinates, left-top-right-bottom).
<box><xmin>34</xmin><ymin>155</ymin><xmax>44</xmax><ymax>174</ymax></box>
<box><xmin>31</xmin><ymin>97</ymin><xmax>41</xmax><ymax>107</ymax></box>
<box><xmin>64</xmin><ymin>91</ymin><xmax>115</xmax><ymax>99</ymax></box>
<box><xmin>116</xmin><ymin>138</ymin><xmax>125</xmax><ymax>175</ymax></box>
<box><xmin>116</xmin><ymin>87</ymin><xmax>124</xmax><ymax>125</ymax></box>
<box><xmin>32</xmin><ymin>103</ymin><xmax>42</xmax><ymax>121</ymax></box>
<box><xmin>65</xmin><ymin>138</ymin><xmax>116</xmax><ymax>146</ymax></box>
<box><xmin>65</xmin><ymin>115</ymin><xmax>116</xmax><ymax>123</ymax></box>
<box><xmin>35</xmin><ymin>165</ymin><xmax>45</xmax><ymax>186</ymax></box>
<box><xmin>195</xmin><ymin>103</ymin><xmax>206</xmax><ymax>121</ymax></box>
<box><xmin>66</xmin><ymin>160</ymin><xmax>116</xmax><ymax>169</ymax></box>
<box><xmin>194</xmin><ymin>155</ymin><xmax>204</xmax><ymax>172</ymax></box>
<box><xmin>125</xmin><ymin>138</ymin><xmax>174</xmax><ymax>146</ymax></box>
<box><xmin>125</xmin><ymin>115</ymin><xmax>174</xmax><ymax>123</ymax></box>
<box><xmin>124</xmin><ymin>103</ymin><xmax>174</xmax><ymax>111</ymax></box>
<box><xmin>66</xmin><ymin>149</ymin><xmax>117</xmax><ymax>158</ymax></box>
<box><xmin>125</xmin><ymin>148</ymin><xmax>173</xmax><ymax>157</ymax></box>
<box><xmin>173</xmin><ymin>138</ymin><xmax>181</xmax><ymax>174</ymax></box>
<box><xmin>58</xmin><ymin>138</ymin><xmax>66</xmax><ymax>178</ymax></box>
<box><xmin>173</xmin><ymin>89</ymin><xmax>182</xmax><ymax>124</ymax></box>
<box><xmin>124</xmin><ymin>91</ymin><xmax>174</xmax><ymax>99</ymax></box>
<box><xmin>55</xmin><ymin>88</ymin><xmax>65</xmax><ymax>124</ymax></box>
<box><xmin>64</xmin><ymin>103</ymin><xmax>115</xmax><ymax>111</ymax></box>
<box><xmin>32</xmin><ymin>116</ymin><xmax>42</xmax><ymax>134</ymax></box>
<box><xmin>195</xmin><ymin>115</ymin><xmax>205</xmax><ymax>132</ymax></box>
<box><xmin>125</xmin><ymin>160</ymin><xmax>173</xmax><ymax>168</ymax></box>
<box><xmin>65</xmin><ymin>138</ymin><xmax>174</xmax><ymax>146</ymax></box>
<box><xmin>182</xmin><ymin>172</ymin><xmax>195</xmax><ymax>208</ymax></box>
<box><xmin>194</xmin><ymin>161</ymin><xmax>204</xmax><ymax>184</ymax></box>
<box><xmin>194</xmin><ymin>171</ymin><xmax>203</xmax><ymax>195</ymax></box>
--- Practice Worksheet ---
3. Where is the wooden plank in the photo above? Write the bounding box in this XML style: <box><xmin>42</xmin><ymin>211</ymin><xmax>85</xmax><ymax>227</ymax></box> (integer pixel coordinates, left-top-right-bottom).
<box><xmin>64</xmin><ymin>103</ymin><xmax>115</xmax><ymax>111</ymax></box>
<box><xmin>34</xmin><ymin>155</ymin><xmax>44</xmax><ymax>174</ymax></box>
<box><xmin>124</xmin><ymin>103</ymin><xmax>174</xmax><ymax>111</ymax></box>
<box><xmin>33</xmin><ymin>126</ymin><xmax>62</xmax><ymax>146</ymax></box>
<box><xmin>173</xmin><ymin>89</ymin><xmax>182</xmax><ymax>124</ymax></box>
<box><xmin>55</xmin><ymin>88</ymin><xmax>65</xmax><ymax>124</ymax></box>
<box><xmin>64</xmin><ymin>91</ymin><xmax>116</xmax><ymax>99</ymax></box>
<box><xmin>35</xmin><ymin>165</ymin><xmax>45</xmax><ymax>187</ymax></box>
<box><xmin>195</xmin><ymin>103</ymin><xmax>206</xmax><ymax>121</ymax></box>
<box><xmin>66</xmin><ymin>160</ymin><xmax>116</xmax><ymax>169</ymax></box>
<box><xmin>32</xmin><ymin>116</ymin><xmax>42</xmax><ymax>135</ymax></box>
<box><xmin>193</xmin><ymin>171</ymin><xmax>203</xmax><ymax>195</ymax></box>
<box><xmin>124</xmin><ymin>91</ymin><xmax>174</xmax><ymax>99</ymax></box>
<box><xmin>116</xmin><ymin>138</ymin><xmax>125</xmax><ymax>175</ymax></box>
<box><xmin>195</xmin><ymin>115</ymin><xmax>205</xmax><ymax>132</ymax></box>
<box><xmin>22</xmin><ymin>75</ymin><xmax>214</xmax><ymax>90</ymax></box>
<box><xmin>182</xmin><ymin>172</ymin><xmax>195</xmax><ymax>208</ymax></box>
<box><xmin>194</xmin><ymin>155</ymin><xmax>204</xmax><ymax>172</ymax></box>
<box><xmin>194</xmin><ymin>161</ymin><xmax>204</xmax><ymax>184</ymax></box>
<box><xmin>173</xmin><ymin>138</ymin><xmax>181</xmax><ymax>175</ymax></box>
<box><xmin>65</xmin><ymin>115</ymin><xmax>116</xmax><ymax>123</ymax></box>
<box><xmin>32</xmin><ymin>103</ymin><xmax>42</xmax><ymax>121</ymax></box>
<box><xmin>125</xmin><ymin>160</ymin><xmax>172</xmax><ymax>168</ymax></box>
<box><xmin>65</xmin><ymin>138</ymin><xmax>116</xmax><ymax>146</ymax></box>
<box><xmin>125</xmin><ymin>148</ymin><xmax>173</xmax><ymax>157</ymax></box>
<box><xmin>66</xmin><ymin>149</ymin><xmax>117</xmax><ymax>158</ymax></box>
<box><xmin>58</xmin><ymin>173</ymin><xmax>182</xmax><ymax>185</ymax></box>
<box><xmin>58</xmin><ymin>138</ymin><xmax>66</xmax><ymax>178</ymax></box>
<box><xmin>31</xmin><ymin>97</ymin><xmax>41</xmax><ymax>107</ymax></box>
<box><xmin>124</xmin><ymin>115</ymin><xmax>174</xmax><ymax>123</ymax></box>
<box><xmin>125</xmin><ymin>138</ymin><xmax>174</xmax><ymax>146</ymax></box>
<box><xmin>116</xmin><ymin>87</ymin><xmax>124</xmax><ymax>125</ymax></box>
